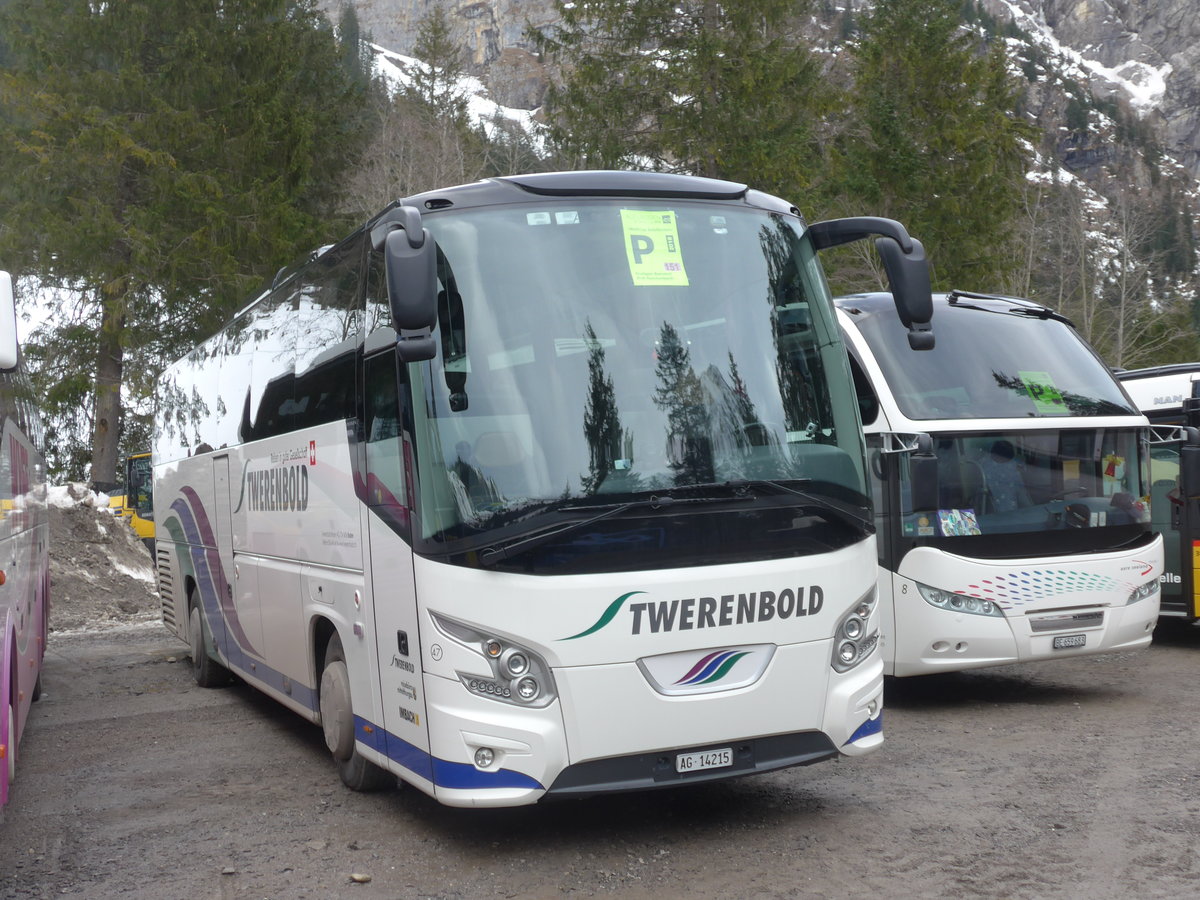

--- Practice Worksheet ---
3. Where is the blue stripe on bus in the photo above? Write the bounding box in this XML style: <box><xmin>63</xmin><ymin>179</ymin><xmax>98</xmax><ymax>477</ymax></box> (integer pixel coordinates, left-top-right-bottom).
<box><xmin>844</xmin><ymin>713</ymin><xmax>883</xmax><ymax>745</ymax></box>
<box><xmin>354</xmin><ymin>715</ymin><xmax>543</xmax><ymax>791</ymax></box>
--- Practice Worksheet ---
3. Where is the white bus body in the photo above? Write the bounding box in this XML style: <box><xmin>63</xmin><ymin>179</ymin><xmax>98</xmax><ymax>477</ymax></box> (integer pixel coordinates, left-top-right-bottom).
<box><xmin>837</xmin><ymin>292</ymin><xmax>1161</xmax><ymax>677</ymax></box>
<box><xmin>1116</xmin><ymin>363</ymin><xmax>1200</xmax><ymax>621</ymax></box>
<box><xmin>0</xmin><ymin>270</ymin><xmax>50</xmax><ymax>813</ymax></box>
<box><xmin>153</xmin><ymin>173</ymin><xmax>935</xmax><ymax>807</ymax></box>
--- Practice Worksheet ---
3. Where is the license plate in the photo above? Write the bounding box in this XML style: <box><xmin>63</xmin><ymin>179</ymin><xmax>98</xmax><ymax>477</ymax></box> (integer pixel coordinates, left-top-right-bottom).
<box><xmin>676</xmin><ymin>747</ymin><xmax>733</xmax><ymax>774</ymax></box>
<box><xmin>1053</xmin><ymin>633</ymin><xmax>1087</xmax><ymax>649</ymax></box>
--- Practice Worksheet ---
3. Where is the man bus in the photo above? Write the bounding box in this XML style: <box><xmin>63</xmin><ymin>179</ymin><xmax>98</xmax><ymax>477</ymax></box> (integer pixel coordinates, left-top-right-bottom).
<box><xmin>153</xmin><ymin>171</ymin><xmax>934</xmax><ymax>807</ymax></box>
<box><xmin>0</xmin><ymin>270</ymin><xmax>50</xmax><ymax>813</ymax></box>
<box><xmin>1116</xmin><ymin>364</ymin><xmax>1200</xmax><ymax>623</ymax></box>
<box><xmin>837</xmin><ymin>290</ymin><xmax>1162</xmax><ymax>676</ymax></box>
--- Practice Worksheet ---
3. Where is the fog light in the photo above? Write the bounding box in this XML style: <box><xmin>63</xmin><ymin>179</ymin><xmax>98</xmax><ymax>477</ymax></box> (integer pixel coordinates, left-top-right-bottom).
<box><xmin>516</xmin><ymin>677</ymin><xmax>539</xmax><ymax>701</ymax></box>
<box><xmin>474</xmin><ymin>747</ymin><xmax>494</xmax><ymax>768</ymax></box>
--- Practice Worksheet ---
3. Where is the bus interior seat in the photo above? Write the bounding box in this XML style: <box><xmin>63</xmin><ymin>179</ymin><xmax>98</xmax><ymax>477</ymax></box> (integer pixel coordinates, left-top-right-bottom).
<box><xmin>1151</xmin><ymin>478</ymin><xmax>1176</xmax><ymax>524</ymax></box>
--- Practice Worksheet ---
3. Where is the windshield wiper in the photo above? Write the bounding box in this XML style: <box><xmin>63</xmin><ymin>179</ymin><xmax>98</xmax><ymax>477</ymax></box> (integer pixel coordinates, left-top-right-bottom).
<box><xmin>729</xmin><ymin>478</ymin><xmax>874</xmax><ymax>533</ymax></box>
<box><xmin>946</xmin><ymin>290</ymin><xmax>1075</xmax><ymax>327</ymax></box>
<box><xmin>477</xmin><ymin>490</ymin><xmax>753</xmax><ymax>567</ymax></box>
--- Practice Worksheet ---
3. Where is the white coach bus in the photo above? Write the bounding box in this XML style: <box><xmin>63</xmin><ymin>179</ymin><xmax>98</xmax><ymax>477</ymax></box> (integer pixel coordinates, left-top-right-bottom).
<box><xmin>153</xmin><ymin>171</ymin><xmax>935</xmax><ymax>807</ymax></box>
<box><xmin>837</xmin><ymin>291</ymin><xmax>1162</xmax><ymax>677</ymax></box>
<box><xmin>0</xmin><ymin>271</ymin><xmax>50</xmax><ymax>813</ymax></box>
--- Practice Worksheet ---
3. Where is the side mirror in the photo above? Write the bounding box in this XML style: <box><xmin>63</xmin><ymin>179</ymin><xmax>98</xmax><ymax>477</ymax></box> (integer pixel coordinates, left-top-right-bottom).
<box><xmin>809</xmin><ymin>216</ymin><xmax>935</xmax><ymax>350</ymax></box>
<box><xmin>876</xmin><ymin>237</ymin><xmax>934</xmax><ymax>350</ymax></box>
<box><xmin>373</xmin><ymin>206</ymin><xmax>438</xmax><ymax>362</ymax></box>
<box><xmin>909</xmin><ymin>433</ymin><xmax>940</xmax><ymax>511</ymax></box>
<box><xmin>0</xmin><ymin>272</ymin><xmax>18</xmax><ymax>371</ymax></box>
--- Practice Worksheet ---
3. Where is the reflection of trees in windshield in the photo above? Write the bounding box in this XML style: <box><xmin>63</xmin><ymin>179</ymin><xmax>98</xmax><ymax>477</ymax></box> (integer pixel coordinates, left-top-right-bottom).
<box><xmin>761</xmin><ymin>221</ymin><xmax>830</xmax><ymax>446</ymax></box>
<box><xmin>991</xmin><ymin>371</ymin><xmax>1131</xmax><ymax>417</ymax></box>
<box><xmin>653</xmin><ymin>322</ymin><xmax>715</xmax><ymax>485</ymax></box>
<box><xmin>580</xmin><ymin>320</ymin><xmax>633</xmax><ymax>494</ymax></box>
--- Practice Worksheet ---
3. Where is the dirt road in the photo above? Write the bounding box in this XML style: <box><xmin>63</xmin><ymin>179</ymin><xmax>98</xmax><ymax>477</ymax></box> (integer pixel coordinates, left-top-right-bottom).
<box><xmin>2</xmin><ymin>620</ymin><xmax>1199</xmax><ymax>899</ymax></box>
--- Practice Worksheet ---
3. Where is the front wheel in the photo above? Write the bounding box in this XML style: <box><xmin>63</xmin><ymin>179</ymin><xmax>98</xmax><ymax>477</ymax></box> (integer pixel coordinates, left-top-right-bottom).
<box><xmin>319</xmin><ymin>634</ymin><xmax>393</xmax><ymax>792</ymax></box>
<box><xmin>189</xmin><ymin>595</ymin><xmax>231</xmax><ymax>688</ymax></box>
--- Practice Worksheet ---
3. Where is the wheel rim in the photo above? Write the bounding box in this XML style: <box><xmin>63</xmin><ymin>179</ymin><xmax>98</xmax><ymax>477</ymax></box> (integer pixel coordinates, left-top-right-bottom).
<box><xmin>5</xmin><ymin>700</ymin><xmax>14</xmax><ymax>786</ymax></box>
<box><xmin>319</xmin><ymin>660</ymin><xmax>354</xmax><ymax>760</ymax></box>
<box><xmin>190</xmin><ymin>606</ymin><xmax>204</xmax><ymax>671</ymax></box>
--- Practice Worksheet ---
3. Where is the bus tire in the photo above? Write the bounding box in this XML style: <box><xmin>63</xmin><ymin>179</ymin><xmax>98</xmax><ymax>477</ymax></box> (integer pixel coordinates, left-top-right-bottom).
<box><xmin>189</xmin><ymin>596</ymin><xmax>231</xmax><ymax>688</ymax></box>
<box><xmin>320</xmin><ymin>634</ymin><xmax>393</xmax><ymax>792</ymax></box>
<box><xmin>31</xmin><ymin>672</ymin><xmax>42</xmax><ymax>703</ymax></box>
<box><xmin>5</xmin><ymin>692</ymin><xmax>15</xmax><ymax>787</ymax></box>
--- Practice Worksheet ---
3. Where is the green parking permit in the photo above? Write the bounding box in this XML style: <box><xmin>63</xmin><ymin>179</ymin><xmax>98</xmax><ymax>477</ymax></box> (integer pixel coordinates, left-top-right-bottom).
<box><xmin>1019</xmin><ymin>370</ymin><xmax>1067</xmax><ymax>414</ymax></box>
<box><xmin>620</xmin><ymin>209</ymin><xmax>689</xmax><ymax>286</ymax></box>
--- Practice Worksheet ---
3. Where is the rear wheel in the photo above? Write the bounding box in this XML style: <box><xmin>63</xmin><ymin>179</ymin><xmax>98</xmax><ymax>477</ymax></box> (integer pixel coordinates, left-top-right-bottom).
<box><xmin>189</xmin><ymin>593</ymin><xmax>231</xmax><ymax>688</ymax></box>
<box><xmin>4</xmin><ymin>694</ymin><xmax>15</xmax><ymax>788</ymax></box>
<box><xmin>319</xmin><ymin>634</ymin><xmax>393</xmax><ymax>792</ymax></box>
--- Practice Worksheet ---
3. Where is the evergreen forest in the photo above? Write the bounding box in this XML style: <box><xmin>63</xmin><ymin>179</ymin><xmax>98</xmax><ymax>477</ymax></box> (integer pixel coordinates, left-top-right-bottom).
<box><xmin>0</xmin><ymin>0</ymin><xmax>1196</xmax><ymax>485</ymax></box>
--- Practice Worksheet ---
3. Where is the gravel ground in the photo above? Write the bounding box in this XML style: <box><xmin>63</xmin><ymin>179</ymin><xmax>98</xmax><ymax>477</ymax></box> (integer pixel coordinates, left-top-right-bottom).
<box><xmin>2</xmin><ymin>621</ymin><xmax>1198</xmax><ymax>899</ymax></box>
<box><xmin>3</xmin><ymin>497</ymin><xmax>1198</xmax><ymax>898</ymax></box>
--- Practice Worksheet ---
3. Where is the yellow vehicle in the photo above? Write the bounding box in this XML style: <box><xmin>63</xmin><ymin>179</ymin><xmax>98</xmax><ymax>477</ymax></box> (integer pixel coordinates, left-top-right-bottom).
<box><xmin>116</xmin><ymin>452</ymin><xmax>155</xmax><ymax>556</ymax></box>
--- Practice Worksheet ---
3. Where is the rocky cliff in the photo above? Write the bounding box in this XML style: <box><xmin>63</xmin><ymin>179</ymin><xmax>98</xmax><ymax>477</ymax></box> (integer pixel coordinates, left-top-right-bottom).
<box><xmin>320</xmin><ymin>0</ymin><xmax>1199</xmax><ymax>181</ymax></box>
<box><xmin>986</xmin><ymin>0</ymin><xmax>1200</xmax><ymax>178</ymax></box>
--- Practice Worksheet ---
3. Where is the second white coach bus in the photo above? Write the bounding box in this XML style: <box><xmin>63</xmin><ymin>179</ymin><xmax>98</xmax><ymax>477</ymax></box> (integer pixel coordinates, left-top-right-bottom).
<box><xmin>837</xmin><ymin>291</ymin><xmax>1162</xmax><ymax>677</ymax></box>
<box><xmin>153</xmin><ymin>171</ymin><xmax>936</xmax><ymax>807</ymax></box>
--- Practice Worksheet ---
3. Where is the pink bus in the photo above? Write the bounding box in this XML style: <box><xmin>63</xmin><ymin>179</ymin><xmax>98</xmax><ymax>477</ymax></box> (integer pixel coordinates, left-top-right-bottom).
<box><xmin>0</xmin><ymin>270</ymin><xmax>50</xmax><ymax>812</ymax></box>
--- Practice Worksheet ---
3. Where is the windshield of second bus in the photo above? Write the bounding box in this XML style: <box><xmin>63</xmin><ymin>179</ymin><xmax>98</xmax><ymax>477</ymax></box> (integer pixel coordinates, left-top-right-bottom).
<box><xmin>899</xmin><ymin>428</ymin><xmax>1150</xmax><ymax>540</ymax></box>
<box><xmin>856</xmin><ymin>302</ymin><xmax>1136</xmax><ymax>420</ymax></box>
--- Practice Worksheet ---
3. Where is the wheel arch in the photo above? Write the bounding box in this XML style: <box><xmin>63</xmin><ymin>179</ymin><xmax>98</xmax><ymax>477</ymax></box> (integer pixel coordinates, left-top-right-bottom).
<box><xmin>311</xmin><ymin>615</ymin><xmax>338</xmax><ymax>685</ymax></box>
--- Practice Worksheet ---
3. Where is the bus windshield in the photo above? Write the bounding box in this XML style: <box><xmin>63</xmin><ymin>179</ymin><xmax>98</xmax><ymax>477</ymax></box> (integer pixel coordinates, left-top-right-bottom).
<box><xmin>852</xmin><ymin>299</ymin><xmax>1136</xmax><ymax>420</ymax></box>
<box><xmin>897</xmin><ymin>427</ymin><xmax>1151</xmax><ymax>554</ymax></box>
<box><xmin>389</xmin><ymin>200</ymin><xmax>867</xmax><ymax>567</ymax></box>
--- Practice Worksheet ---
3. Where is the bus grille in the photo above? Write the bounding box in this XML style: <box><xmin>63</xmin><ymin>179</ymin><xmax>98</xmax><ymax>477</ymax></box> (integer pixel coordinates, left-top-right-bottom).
<box><xmin>156</xmin><ymin>549</ymin><xmax>177</xmax><ymax>628</ymax></box>
<box><xmin>1029</xmin><ymin>610</ymin><xmax>1104</xmax><ymax>632</ymax></box>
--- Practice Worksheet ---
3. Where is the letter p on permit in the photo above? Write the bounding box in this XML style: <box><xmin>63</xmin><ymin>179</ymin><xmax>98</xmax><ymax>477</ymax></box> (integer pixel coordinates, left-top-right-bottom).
<box><xmin>630</xmin><ymin>234</ymin><xmax>654</xmax><ymax>265</ymax></box>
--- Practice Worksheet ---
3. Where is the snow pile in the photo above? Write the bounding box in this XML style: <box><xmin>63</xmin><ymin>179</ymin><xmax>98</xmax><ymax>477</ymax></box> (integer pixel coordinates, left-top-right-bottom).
<box><xmin>47</xmin><ymin>484</ymin><xmax>160</xmax><ymax>634</ymax></box>
<box><xmin>994</xmin><ymin>0</ymin><xmax>1169</xmax><ymax>113</ymax></box>
<box><xmin>370</xmin><ymin>44</ymin><xmax>546</xmax><ymax>150</ymax></box>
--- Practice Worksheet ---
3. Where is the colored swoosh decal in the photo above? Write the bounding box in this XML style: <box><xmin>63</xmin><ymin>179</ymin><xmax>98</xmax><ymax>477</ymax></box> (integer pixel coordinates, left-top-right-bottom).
<box><xmin>561</xmin><ymin>591</ymin><xmax>644</xmax><ymax>640</ymax></box>
<box><xmin>231</xmin><ymin>458</ymin><xmax>252</xmax><ymax>513</ymax></box>
<box><xmin>676</xmin><ymin>650</ymin><xmax>750</xmax><ymax>685</ymax></box>
<box><xmin>678</xmin><ymin>650</ymin><xmax>725</xmax><ymax>683</ymax></box>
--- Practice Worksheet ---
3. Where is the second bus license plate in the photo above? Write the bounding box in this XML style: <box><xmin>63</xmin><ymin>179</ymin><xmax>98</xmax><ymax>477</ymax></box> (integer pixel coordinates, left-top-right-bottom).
<box><xmin>676</xmin><ymin>747</ymin><xmax>733</xmax><ymax>774</ymax></box>
<box><xmin>1053</xmin><ymin>633</ymin><xmax>1087</xmax><ymax>649</ymax></box>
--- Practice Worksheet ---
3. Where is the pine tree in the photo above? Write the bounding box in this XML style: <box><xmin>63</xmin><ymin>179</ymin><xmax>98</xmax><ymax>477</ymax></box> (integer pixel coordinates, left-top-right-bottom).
<box><xmin>834</xmin><ymin>0</ymin><xmax>1034</xmax><ymax>290</ymax></box>
<box><xmin>534</xmin><ymin>0</ymin><xmax>835</xmax><ymax>201</ymax></box>
<box><xmin>0</xmin><ymin>0</ymin><xmax>373</xmax><ymax>485</ymax></box>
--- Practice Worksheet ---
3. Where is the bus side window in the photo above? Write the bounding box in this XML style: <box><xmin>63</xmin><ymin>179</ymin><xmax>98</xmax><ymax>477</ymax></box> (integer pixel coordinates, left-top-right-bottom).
<box><xmin>846</xmin><ymin>352</ymin><xmax>879</xmax><ymax>427</ymax></box>
<box><xmin>364</xmin><ymin>352</ymin><xmax>406</xmax><ymax>510</ymax></box>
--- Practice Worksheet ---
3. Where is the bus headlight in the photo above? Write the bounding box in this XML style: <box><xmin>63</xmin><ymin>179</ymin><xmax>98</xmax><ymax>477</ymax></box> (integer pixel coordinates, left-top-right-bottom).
<box><xmin>916</xmin><ymin>583</ymin><xmax>1003</xmax><ymax>617</ymax></box>
<box><xmin>1126</xmin><ymin>579</ymin><xmax>1159</xmax><ymax>606</ymax></box>
<box><xmin>431</xmin><ymin>613</ymin><xmax>557</xmax><ymax>708</ymax></box>
<box><xmin>831</xmin><ymin>587</ymin><xmax>879</xmax><ymax>673</ymax></box>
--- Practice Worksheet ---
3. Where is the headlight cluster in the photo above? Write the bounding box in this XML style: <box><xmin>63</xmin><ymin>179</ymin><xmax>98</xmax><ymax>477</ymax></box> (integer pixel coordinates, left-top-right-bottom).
<box><xmin>917</xmin><ymin>582</ymin><xmax>1003</xmax><ymax>617</ymax></box>
<box><xmin>1126</xmin><ymin>579</ymin><xmax>1159</xmax><ymax>606</ymax></box>
<box><xmin>431</xmin><ymin>613</ymin><xmax>557</xmax><ymax>708</ymax></box>
<box><xmin>831</xmin><ymin>587</ymin><xmax>880</xmax><ymax>673</ymax></box>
